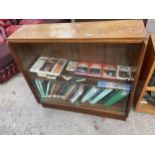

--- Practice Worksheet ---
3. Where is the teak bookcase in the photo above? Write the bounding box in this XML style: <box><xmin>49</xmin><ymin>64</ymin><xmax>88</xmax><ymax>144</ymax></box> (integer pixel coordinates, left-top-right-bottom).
<box><xmin>134</xmin><ymin>34</ymin><xmax>155</xmax><ymax>114</ymax></box>
<box><xmin>8</xmin><ymin>20</ymin><xmax>147</xmax><ymax>120</ymax></box>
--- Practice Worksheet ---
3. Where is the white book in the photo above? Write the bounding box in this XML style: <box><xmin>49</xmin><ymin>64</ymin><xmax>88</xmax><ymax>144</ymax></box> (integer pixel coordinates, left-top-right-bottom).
<box><xmin>30</xmin><ymin>57</ymin><xmax>47</xmax><ymax>74</ymax></box>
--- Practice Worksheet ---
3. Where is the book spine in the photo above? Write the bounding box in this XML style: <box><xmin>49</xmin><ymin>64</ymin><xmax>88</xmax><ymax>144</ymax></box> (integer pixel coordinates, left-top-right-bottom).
<box><xmin>63</xmin><ymin>84</ymin><xmax>76</xmax><ymax>100</ymax></box>
<box><xmin>46</xmin><ymin>80</ymin><xmax>52</xmax><ymax>97</ymax></box>
<box><xmin>103</xmin><ymin>90</ymin><xmax>128</xmax><ymax>107</ymax></box>
<box><xmin>90</xmin><ymin>88</ymin><xmax>113</xmax><ymax>104</ymax></box>
<box><xmin>37</xmin><ymin>80</ymin><xmax>46</xmax><ymax>97</ymax></box>
<box><xmin>34</xmin><ymin>79</ymin><xmax>44</xmax><ymax>98</ymax></box>
<box><xmin>70</xmin><ymin>85</ymin><xmax>84</xmax><ymax>103</ymax></box>
<box><xmin>81</xmin><ymin>87</ymin><xmax>99</xmax><ymax>103</ymax></box>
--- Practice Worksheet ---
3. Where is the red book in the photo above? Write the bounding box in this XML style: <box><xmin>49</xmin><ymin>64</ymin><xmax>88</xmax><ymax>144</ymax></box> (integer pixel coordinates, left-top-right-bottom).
<box><xmin>88</xmin><ymin>63</ymin><xmax>103</xmax><ymax>77</ymax></box>
<box><xmin>75</xmin><ymin>62</ymin><xmax>89</xmax><ymax>76</ymax></box>
<box><xmin>103</xmin><ymin>64</ymin><xmax>117</xmax><ymax>79</ymax></box>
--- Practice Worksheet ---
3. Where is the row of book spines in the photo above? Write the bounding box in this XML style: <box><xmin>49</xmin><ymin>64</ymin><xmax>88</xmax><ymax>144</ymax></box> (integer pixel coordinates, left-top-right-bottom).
<box><xmin>34</xmin><ymin>79</ymin><xmax>129</xmax><ymax>107</ymax></box>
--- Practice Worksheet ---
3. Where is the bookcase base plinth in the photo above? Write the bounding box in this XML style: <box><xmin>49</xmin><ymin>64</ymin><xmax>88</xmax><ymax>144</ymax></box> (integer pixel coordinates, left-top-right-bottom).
<box><xmin>41</xmin><ymin>101</ymin><xmax>127</xmax><ymax>121</ymax></box>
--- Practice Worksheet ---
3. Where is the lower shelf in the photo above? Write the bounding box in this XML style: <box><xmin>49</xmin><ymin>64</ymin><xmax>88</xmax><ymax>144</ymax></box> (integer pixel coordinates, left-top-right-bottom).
<box><xmin>136</xmin><ymin>101</ymin><xmax>155</xmax><ymax>115</ymax></box>
<box><xmin>40</xmin><ymin>97</ymin><xmax>128</xmax><ymax>120</ymax></box>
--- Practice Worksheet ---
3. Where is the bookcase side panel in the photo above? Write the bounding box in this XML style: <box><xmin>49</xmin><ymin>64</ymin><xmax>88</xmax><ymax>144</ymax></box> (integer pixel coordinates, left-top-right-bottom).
<box><xmin>8</xmin><ymin>43</ymin><xmax>41</xmax><ymax>103</ymax></box>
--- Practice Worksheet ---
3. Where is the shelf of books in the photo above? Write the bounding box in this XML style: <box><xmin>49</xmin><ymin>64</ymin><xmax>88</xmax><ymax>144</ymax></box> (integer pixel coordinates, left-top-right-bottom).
<box><xmin>28</xmin><ymin>56</ymin><xmax>135</xmax><ymax>119</ymax></box>
<box><xmin>8</xmin><ymin>20</ymin><xmax>147</xmax><ymax>120</ymax></box>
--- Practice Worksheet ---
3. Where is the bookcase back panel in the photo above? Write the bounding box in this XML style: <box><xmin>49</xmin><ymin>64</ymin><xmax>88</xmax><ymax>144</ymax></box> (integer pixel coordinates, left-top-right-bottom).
<box><xmin>11</xmin><ymin>43</ymin><xmax>142</xmax><ymax>71</ymax></box>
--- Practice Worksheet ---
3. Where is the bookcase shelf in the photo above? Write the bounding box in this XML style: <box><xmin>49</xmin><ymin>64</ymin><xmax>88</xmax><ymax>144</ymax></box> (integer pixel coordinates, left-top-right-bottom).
<box><xmin>8</xmin><ymin>20</ymin><xmax>147</xmax><ymax>120</ymax></box>
<box><xmin>134</xmin><ymin>35</ymin><xmax>155</xmax><ymax>115</ymax></box>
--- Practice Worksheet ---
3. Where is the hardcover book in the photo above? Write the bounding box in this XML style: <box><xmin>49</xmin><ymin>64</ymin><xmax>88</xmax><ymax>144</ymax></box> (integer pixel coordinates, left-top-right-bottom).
<box><xmin>103</xmin><ymin>90</ymin><xmax>129</xmax><ymax>107</ymax></box>
<box><xmin>103</xmin><ymin>64</ymin><xmax>117</xmax><ymax>79</ymax></box>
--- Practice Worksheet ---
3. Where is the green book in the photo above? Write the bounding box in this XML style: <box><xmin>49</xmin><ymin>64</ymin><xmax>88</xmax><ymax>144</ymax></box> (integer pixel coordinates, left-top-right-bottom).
<box><xmin>90</xmin><ymin>88</ymin><xmax>113</xmax><ymax>104</ymax></box>
<box><xmin>103</xmin><ymin>90</ymin><xmax>129</xmax><ymax>107</ymax></box>
<box><xmin>38</xmin><ymin>80</ymin><xmax>46</xmax><ymax>98</ymax></box>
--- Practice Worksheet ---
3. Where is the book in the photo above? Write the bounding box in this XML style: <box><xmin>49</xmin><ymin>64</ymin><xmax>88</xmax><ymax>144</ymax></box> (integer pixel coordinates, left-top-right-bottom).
<box><xmin>97</xmin><ymin>80</ymin><xmax>130</xmax><ymax>91</ymax></box>
<box><xmin>75</xmin><ymin>62</ymin><xmax>89</xmax><ymax>76</ymax></box>
<box><xmin>81</xmin><ymin>86</ymin><xmax>99</xmax><ymax>103</ymax></box>
<box><xmin>45</xmin><ymin>80</ymin><xmax>52</xmax><ymax>97</ymax></box>
<box><xmin>61</xmin><ymin>75</ymin><xmax>72</xmax><ymax>81</ymax></box>
<box><xmin>37</xmin><ymin>57</ymin><xmax>58</xmax><ymax>78</ymax></box>
<box><xmin>30</xmin><ymin>56</ymin><xmax>67</xmax><ymax>78</ymax></box>
<box><xmin>58</xmin><ymin>82</ymin><xmax>71</xmax><ymax>97</ymax></box>
<box><xmin>66</xmin><ymin>61</ymin><xmax>78</xmax><ymax>72</ymax></box>
<box><xmin>103</xmin><ymin>90</ymin><xmax>129</xmax><ymax>107</ymax></box>
<box><xmin>88</xmin><ymin>63</ymin><xmax>103</xmax><ymax>77</ymax></box>
<box><xmin>52</xmin><ymin>82</ymin><xmax>63</xmax><ymax>98</ymax></box>
<box><xmin>103</xmin><ymin>64</ymin><xmax>117</xmax><ymax>79</ymax></box>
<box><xmin>70</xmin><ymin>76</ymin><xmax>86</xmax><ymax>83</ymax></box>
<box><xmin>117</xmin><ymin>65</ymin><xmax>131</xmax><ymax>80</ymax></box>
<box><xmin>52</xmin><ymin>58</ymin><xmax>67</xmax><ymax>76</ymax></box>
<box><xmin>34</xmin><ymin>79</ymin><xmax>46</xmax><ymax>98</ymax></box>
<box><xmin>90</xmin><ymin>88</ymin><xmax>113</xmax><ymax>104</ymax></box>
<box><xmin>30</xmin><ymin>57</ymin><xmax>47</xmax><ymax>74</ymax></box>
<box><xmin>49</xmin><ymin>82</ymin><xmax>56</xmax><ymax>98</ymax></box>
<box><xmin>70</xmin><ymin>85</ymin><xmax>84</xmax><ymax>103</ymax></box>
<box><xmin>61</xmin><ymin>84</ymin><xmax>77</xmax><ymax>100</ymax></box>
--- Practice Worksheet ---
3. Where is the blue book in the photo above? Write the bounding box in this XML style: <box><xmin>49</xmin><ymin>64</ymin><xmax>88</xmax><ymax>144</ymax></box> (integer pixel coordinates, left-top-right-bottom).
<box><xmin>90</xmin><ymin>88</ymin><xmax>113</xmax><ymax>104</ymax></box>
<box><xmin>97</xmin><ymin>80</ymin><xmax>130</xmax><ymax>91</ymax></box>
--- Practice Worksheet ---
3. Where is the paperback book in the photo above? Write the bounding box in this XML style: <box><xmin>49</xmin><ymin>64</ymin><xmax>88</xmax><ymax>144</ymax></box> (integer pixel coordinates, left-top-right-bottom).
<box><xmin>103</xmin><ymin>64</ymin><xmax>117</xmax><ymax>79</ymax></box>
<box><xmin>30</xmin><ymin>56</ymin><xmax>67</xmax><ymax>78</ymax></box>
<box><xmin>97</xmin><ymin>80</ymin><xmax>130</xmax><ymax>91</ymax></box>
<box><xmin>117</xmin><ymin>65</ymin><xmax>131</xmax><ymax>80</ymax></box>
<box><xmin>75</xmin><ymin>62</ymin><xmax>89</xmax><ymax>76</ymax></box>
<box><xmin>66</xmin><ymin>61</ymin><xmax>78</xmax><ymax>72</ymax></box>
<box><xmin>88</xmin><ymin>63</ymin><xmax>103</xmax><ymax>77</ymax></box>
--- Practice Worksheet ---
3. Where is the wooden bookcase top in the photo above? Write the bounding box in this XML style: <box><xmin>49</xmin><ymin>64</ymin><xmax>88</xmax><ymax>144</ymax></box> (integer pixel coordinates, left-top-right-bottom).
<box><xmin>8</xmin><ymin>20</ymin><xmax>147</xmax><ymax>43</ymax></box>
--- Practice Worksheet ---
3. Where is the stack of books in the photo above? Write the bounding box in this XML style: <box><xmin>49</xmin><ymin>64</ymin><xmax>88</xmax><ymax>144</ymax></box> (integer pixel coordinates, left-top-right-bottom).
<box><xmin>34</xmin><ymin>79</ymin><xmax>129</xmax><ymax>107</ymax></box>
<box><xmin>66</xmin><ymin>60</ymin><xmax>135</xmax><ymax>81</ymax></box>
<box><xmin>30</xmin><ymin>57</ymin><xmax>67</xmax><ymax>79</ymax></box>
<box><xmin>30</xmin><ymin>57</ymin><xmax>136</xmax><ymax>81</ymax></box>
<box><xmin>30</xmin><ymin>57</ymin><xmax>131</xmax><ymax>107</ymax></box>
